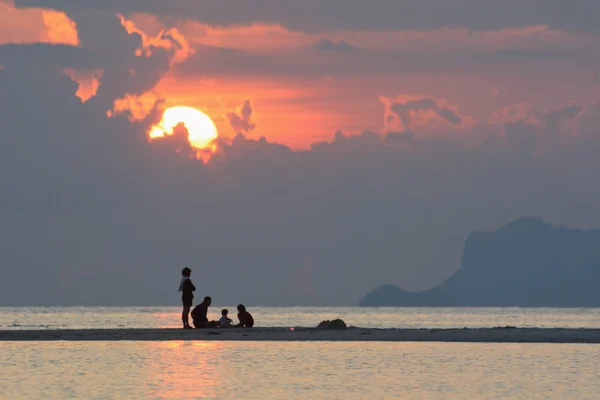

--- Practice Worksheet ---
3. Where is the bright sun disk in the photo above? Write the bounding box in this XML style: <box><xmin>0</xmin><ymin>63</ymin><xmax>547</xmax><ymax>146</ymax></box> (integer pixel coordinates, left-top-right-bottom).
<box><xmin>149</xmin><ymin>106</ymin><xmax>218</xmax><ymax>149</ymax></box>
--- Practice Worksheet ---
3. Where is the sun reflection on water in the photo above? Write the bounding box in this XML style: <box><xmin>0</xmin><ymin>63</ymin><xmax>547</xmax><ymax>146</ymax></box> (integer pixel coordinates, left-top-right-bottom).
<box><xmin>143</xmin><ymin>341</ymin><xmax>227</xmax><ymax>398</ymax></box>
<box><xmin>2</xmin><ymin>342</ymin><xmax>600</xmax><ymax>399</ymax></box>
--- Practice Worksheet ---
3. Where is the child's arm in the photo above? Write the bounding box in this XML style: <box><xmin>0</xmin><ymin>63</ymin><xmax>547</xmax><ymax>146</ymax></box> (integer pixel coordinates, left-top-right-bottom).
<box><xmin>184</xmin><ymin>280</ymin><xmax>196</xmax><ymax>292</ymax></box>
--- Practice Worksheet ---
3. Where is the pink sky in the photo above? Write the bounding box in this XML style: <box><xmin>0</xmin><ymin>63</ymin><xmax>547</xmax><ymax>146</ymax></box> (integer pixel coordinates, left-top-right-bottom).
<box><xmin>2</xmin><ymin>0</ymin><xmax>599</xmax><ymax>149</ymax></box>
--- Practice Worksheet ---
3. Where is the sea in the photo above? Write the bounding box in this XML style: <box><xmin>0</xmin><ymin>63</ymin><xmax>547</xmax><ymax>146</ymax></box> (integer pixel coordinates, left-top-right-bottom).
<box><xmin>1</xmin><ymin>307</ymin><xmax>600</xmax><ymax>399</ymax></box>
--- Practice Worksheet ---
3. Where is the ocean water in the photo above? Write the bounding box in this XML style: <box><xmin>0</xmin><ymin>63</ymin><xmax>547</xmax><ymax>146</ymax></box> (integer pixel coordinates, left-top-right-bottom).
<box><xmin>3</xmin><ymin>307</ymin><xmax>600</xmax><ymax>399</ymax></box>
<box><xmin>2</xmin><ymin>341</ymin><xmax>599</xmax><ymax>399</ymax></box>
<box><xmin>2</xmin><ymin>306</ymin><xmax>600</xmax><ymax>330</ymax></box>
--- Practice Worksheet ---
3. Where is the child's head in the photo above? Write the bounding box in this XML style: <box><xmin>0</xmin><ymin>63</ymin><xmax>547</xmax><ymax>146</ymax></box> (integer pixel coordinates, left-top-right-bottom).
<box><xmin>221</xmin><ymin>309</ymin><xmax>228</xmax><ymax>316</ymax></box>
<box><xmin>181</xmin><ymin>267</ymin><xmax>191</xmax><ymax>277</ymax></box>
<box><xmin>237</xmin><ymin>304</ymin><xmax>246</xmax><ymax>312</ymax></box>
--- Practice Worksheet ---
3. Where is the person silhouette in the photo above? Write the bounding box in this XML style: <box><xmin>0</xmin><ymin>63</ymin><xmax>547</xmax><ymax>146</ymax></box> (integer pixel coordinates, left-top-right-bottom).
<box><xmin>178</xmin><ymin>267</ymin><xmax>196</xmax><ymax>329</ymax></box>
<box><xmin>236</xmin><ymin>304</ymin><xmax>254</xmax><ymax>328</ymax></box>
<box><xmin>191</xmin><ymin>296</ymin><xmax>217</xmax><ymax>328</ymax></box>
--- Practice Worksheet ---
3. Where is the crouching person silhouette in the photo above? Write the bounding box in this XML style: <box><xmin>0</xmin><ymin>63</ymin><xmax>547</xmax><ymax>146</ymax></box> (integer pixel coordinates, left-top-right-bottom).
<box><xmin>191</xmin><ymin>296</ymin><xmax>218</xmax><ymax>328</ymax></box>
<box><xmin>236</xmin><ymin>304</ymin><xmax>254</xmax><ymax>328</ymax></box>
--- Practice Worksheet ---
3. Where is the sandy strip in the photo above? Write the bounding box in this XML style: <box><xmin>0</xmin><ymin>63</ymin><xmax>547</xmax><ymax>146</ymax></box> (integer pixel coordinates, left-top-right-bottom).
<box><xmin>1</xmin><ymin>327</ymin><xmax>600</xmax><ymax>343</ymax></box>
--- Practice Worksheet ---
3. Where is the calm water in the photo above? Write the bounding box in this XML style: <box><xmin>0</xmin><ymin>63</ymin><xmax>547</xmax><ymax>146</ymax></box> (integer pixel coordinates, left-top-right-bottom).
<box><xmin>2</xmin><ymin>306</ymin><xmax>600</xmax><ymax>330</ymax></box>
<box><xmin>1</xmin><ymin>341</ymin><xmax>599</xmax><ymax>399</ymax></box>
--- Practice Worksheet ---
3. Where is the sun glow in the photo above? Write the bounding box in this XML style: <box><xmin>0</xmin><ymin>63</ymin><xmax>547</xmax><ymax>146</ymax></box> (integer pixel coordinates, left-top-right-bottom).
<box><xmin>150</xmin><ymin>106</ymin><xmax>218</xmax><ymax>149</ymax></box>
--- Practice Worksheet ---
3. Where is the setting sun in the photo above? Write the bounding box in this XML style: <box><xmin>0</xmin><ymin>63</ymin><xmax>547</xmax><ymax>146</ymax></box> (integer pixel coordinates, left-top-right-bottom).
<box><xmin>149</xmin><ymin>106</ymin><xmax>218</xmax><ymax>149</ymax></box>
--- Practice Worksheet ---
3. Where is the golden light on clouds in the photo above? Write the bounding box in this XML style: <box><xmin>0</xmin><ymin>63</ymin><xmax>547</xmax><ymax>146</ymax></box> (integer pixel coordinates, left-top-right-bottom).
<box><xmin>64</xmin><ymin>68</ymin><xmax>103</xmax><ymax>102</ymax></box>
<box><xmin>103</xmin><ymin>15</ymin><xmax>195</xmax><ymax>126</ymax></box>
<box><xmin>41</xmin><ymin>10</ymin><xmax>79</xmax><ymax>46</ymax></box>
<box><xmin>0</xmin><ymin>1</ymin><xmax>79</xmax><ymax>45</ymax></box>
<box><xmin>108</xmin><ymin>92</ymin><xmax>161</xmax><ymax>121</ymax></box>
<box><xmin>150</xmin><ymin>106</ymin><xmax>219</xmax><ymax>149</ymax></box>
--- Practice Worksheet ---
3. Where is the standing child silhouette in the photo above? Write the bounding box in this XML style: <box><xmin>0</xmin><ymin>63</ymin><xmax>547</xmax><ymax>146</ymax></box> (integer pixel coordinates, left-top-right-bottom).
<box><xmin>178</xmin><ymin>267</ymin><xmax>196</xmax><ymax>329</ymax></box>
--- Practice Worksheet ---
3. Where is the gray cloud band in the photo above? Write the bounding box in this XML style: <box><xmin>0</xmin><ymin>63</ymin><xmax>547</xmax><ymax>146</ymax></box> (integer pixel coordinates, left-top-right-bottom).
<box><xmin>12</xmin><ymin>0</ymin><xmax>600</xmax><ymax>33</ymax></box>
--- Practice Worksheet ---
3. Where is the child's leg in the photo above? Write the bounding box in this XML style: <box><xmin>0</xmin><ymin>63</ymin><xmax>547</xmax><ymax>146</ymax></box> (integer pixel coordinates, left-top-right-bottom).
<box><xmin>182</xmin><ymin>304</ymin><xmax>191</xmax><ymax>328</ymax></box>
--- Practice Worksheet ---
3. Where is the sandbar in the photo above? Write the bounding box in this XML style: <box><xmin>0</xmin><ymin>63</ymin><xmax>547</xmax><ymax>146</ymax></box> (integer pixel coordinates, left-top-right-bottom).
<box><xmin>1</xmin><ymin>327</ymin><xmax>600</xmax><ymax>343</ymax></box>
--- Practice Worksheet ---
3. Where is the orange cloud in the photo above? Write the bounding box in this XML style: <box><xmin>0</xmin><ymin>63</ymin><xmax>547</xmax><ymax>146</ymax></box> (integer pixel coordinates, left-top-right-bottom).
<box><xmin>182</xmin><ymin>22</ymin><xmax>306</xmax><ymax>51</ymax></box>
<box><xmin>0</xmin><ymin>1</ymin><xmax>78</xmax><ymax>45</ymax></box>
<box><xmin>105</xmin><ymin>15</ymin><xmax>194</xmax><ymax>123</ymax></box>
<box><xmin>128</xmin><ymin>13</ymin><xmax>307</xmax><ymax>52</ymax></box>
<box><xmin>41</xmin><ymin>10</ymin><xmax>79</xmax><ymax>46</ymax></box>
<box><xmin>63</xmin><ymin>68</ymin><xmax>103</xmax><ymax>102</ymax></box>
<box><xmin>108</xmin><ymin>91</ymin><xmax>162</xmax><ymax>121</ymax></box>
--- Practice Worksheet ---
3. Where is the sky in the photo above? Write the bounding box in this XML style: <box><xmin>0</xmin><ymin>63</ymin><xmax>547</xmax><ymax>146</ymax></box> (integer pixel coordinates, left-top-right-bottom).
<box><xmin>1</xmin><ymin>0</ymin><xmax>600</xmax><ymax>306</ymax></box>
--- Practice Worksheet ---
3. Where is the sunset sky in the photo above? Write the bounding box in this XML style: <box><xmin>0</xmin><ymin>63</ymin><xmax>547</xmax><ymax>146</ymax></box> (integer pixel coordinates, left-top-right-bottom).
<box><xmin>2</xmin><ymin>0</ymin><xmax>600</xmax><ymax>305</ymax></box>
<box><xmin>3</xmin><ymin>0</ymin><xmax>599</xmax><ymax>148</ymax></box>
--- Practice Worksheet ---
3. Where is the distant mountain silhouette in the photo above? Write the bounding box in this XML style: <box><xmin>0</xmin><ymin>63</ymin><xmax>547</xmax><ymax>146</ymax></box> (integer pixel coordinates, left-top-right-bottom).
<box><xmin>360</xmin><ymin>217</ymin><xmax>600</xmax><ymax>307</ymax></box>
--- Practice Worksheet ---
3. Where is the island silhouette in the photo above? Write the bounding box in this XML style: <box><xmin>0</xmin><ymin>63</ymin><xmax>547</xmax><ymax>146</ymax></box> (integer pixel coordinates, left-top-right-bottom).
<box><xmin>360</xmin><ymin>217</ymin><xmax>600</xmax><ymax>307</ymax></box>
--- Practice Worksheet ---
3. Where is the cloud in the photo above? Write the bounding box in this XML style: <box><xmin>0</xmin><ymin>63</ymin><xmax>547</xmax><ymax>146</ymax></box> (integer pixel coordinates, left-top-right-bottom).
<box><xmin>210</xmin><ymin>133</ymin><xmax>293</xmax><ymax>165</ymax></box>
<box><xmin>149</xmin><ymin>122</ymin><xmax>201</xmax><ymax>160</ymax></box>
<box><xmin>4</xmin><ymin>47</ymin><xmax>600</xmax><ymax>306</ymax></box>
<box><xmin>109</xmin><ymin>91</ymin><xmax>162</xmax><ymax>121</ymax></box>
<box><xmin>172</xmin><ymin>20</ymin><xmax>306</xmax><ymax>51</ymax></box>
<box><xmin>0</xmin><ymin>1</ymin><xmax>78</xmax><ymax>45</ymax></box>
<box><xmin>0</xmin><ymin>11</ymin><xmax>181</xmax><ymax>117</ymax></box>
<box><xmin>488</xmin><ymin>103</ymin><xmax>585</xmax><ymax>153</ymax></box>
<box><xmin>118</xmin><ymin>14</ymin><xmax>193</xmax><ymax>65</ymax></box>
<box><xmin>313</xmin><ymin>39</ymin><xmax>357</xmax><ymax>52</ymax></box>
<box><xmin>56</xmin><ymin>13</ymin><xmax>193</xmax><ymax>120</ymax></box>
<box><xmin>162</xmin><ymin>22</ymin><xmax>600</xmax><ymax>84</ymax></box>
<box><xmin>0</xmin><ymin>43</ymin><xmax>100</xmax><ymax>70</ymax></box>
<box><xmin>3</xmin><ymin>1</ymin><xmax>600</xmax><ymax>308</ymax></box>
<box><xmin>577</xmin><ymin>101</ymin><xmax>600</xmax><ymax>140</ymax></box>
<box><xmin>12</xmin><ymin>0</ymin><xmax>600</xmax><ymax>33</ymax></box>
<box><xmin>310</xmin><ymin>130</ymin><xmax>380</xmax><ymax>152</ymax></box>
<box><xmin>381</xmin><ymin>95</ymin><xmax>476</xmax><ymax>136</ymax></box>
<box><xmin>41</xmin><ymin>9</ymin><xmax>79</xmax><ymax>45</ymax></box>
<box><xmin>226</xmin><ymin>100</ymin><xmax>256</xmax><ymax>134</ymax></box>
<box><xmin>63</xmin><ymin>67</ymin><xmax>103</xmax><ymax>102</ymax></box>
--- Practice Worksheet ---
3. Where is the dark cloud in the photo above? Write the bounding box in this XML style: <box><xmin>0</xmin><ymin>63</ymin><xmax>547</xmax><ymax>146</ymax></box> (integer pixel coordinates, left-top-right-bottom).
<box><xmin>3</xmin><ymin>46</ymin><xmax>600</xmax><ymax>307</ymax></box>
<box><xmin>313</xmin><ymin>39</ymin><xmax>357</xmax><ymax>52</ymax></box>
<box><xmin>150</xmin><ymin>123</ymin><xmax>199</xmax><ymax>159</ymax></box>
<box><xmin>3</xmin><ymin>9</ymin><xmax>600</xmax><ymax>307</ymax></box>
<box><xmin>12</xmin><ymin>0</ymin><xmax>600</xmax><ymax>33</ymax></box>
<box><xmin>74</xmin><ymin>14</ymin><xmax>179</xmax><ymax>113</ymax></box>
<box><xmin>390</xmin><ymin>98</ymin><xmax>462</xmax><ymax>126</ymax></box>
<box><xmin>488</xmin><ymin>103</ymin><xmax>585</xmax><ymax>153</ymax></box>
<box><xmin>382</xmin><ymin>95</ymin><xmax>469</xmax><ymax>133</ymax></box>
<box><xmin>226</xmin><ymin>100</ymin><xmax>256</xmax><ymax>134</ymax></box>
<box><xmin>0</xmin><ymin>43</ymin><xmax>101</xmax><ymax>70</ymax></box>
<box><xmin>1</xmin><ymin>13</ymin><xmax>183</xmax><ymax>118</ymax></box>
<box><xmin>577</xmin><ymin>101</ymin><xmax>600</xmax><ymax>139</ymax></box>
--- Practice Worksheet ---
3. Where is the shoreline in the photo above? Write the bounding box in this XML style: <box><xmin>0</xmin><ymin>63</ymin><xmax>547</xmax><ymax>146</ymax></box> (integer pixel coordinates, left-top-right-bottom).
<box><xmin>1</xmin><ymin>327</ymin><xmax>600</xmax><ymax>343</ymax></box>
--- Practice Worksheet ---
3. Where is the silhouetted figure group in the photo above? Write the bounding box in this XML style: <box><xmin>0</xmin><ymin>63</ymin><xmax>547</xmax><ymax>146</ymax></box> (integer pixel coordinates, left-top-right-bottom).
<box><xmin>179</xmin><ymin>267</ymin><xmax>254</xmax><ymax>329</ymax></box>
